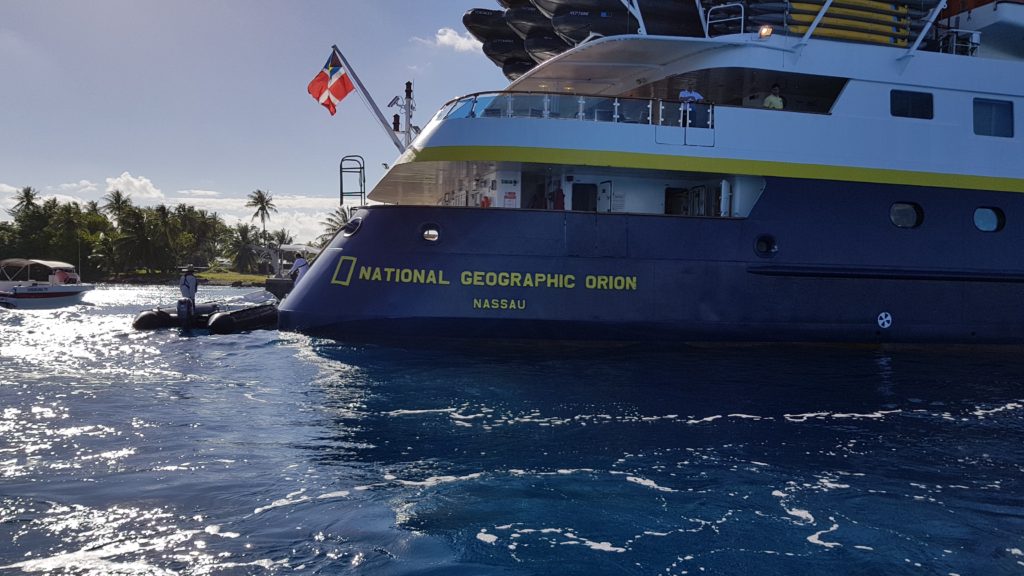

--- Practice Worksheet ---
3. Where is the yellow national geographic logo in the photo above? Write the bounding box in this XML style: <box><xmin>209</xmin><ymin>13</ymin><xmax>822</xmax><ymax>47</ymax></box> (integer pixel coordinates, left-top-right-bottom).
<box><xmin>331</xmin><ymin>255</ymin><xmax>357</xmax><ymax>286</ymax></box>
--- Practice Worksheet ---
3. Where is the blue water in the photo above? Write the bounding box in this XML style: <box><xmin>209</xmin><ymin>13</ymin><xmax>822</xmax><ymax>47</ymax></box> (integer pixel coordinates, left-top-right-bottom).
<box><xmin>1</xmin><ymin>285</ymin><xmax>1023</xmax><ymax>575</ymax></box>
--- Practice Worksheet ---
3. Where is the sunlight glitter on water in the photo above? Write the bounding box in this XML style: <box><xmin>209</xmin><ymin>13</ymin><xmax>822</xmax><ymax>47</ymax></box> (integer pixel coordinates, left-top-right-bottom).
<box><xmin>3</xmin><ymin>288</ymin><xmax>1024</xmax><ymax>574</ymax></box>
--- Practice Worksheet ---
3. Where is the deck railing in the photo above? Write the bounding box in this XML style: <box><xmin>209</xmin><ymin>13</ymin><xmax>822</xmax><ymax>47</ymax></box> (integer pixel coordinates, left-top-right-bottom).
<box><xmin>436</xmin><ymin>91</ymin><xmax>716</xmax><ymax>129</ymax></box>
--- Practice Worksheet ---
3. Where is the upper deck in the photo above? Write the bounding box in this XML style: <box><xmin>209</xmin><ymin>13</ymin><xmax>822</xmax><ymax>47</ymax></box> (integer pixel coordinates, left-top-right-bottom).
<box><xmin>370</xmin><ymin>32</ymin><xmax>1023</xmax><ymax>205</ymax></box>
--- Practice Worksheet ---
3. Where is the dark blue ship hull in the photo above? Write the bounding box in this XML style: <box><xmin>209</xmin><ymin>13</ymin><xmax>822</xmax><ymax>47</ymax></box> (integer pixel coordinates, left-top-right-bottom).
<box><xmin>278</xmin><ymin>177</ymin><xmax>1024</xmax><ymax>344</ymax></box>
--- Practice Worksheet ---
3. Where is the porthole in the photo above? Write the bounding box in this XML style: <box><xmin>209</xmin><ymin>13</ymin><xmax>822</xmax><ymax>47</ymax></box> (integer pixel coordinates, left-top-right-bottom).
<box><xmin>341</xmin><ymin>217</ymin><xmax>362</xmax><ymax>237</ymax></box>
<box><xmin>754</xmin><ymin>234</ymin><xmax>777</xmax><ymax>257</ymax></box>
<box><xmin>973</xmin><ymin>207</ymin><xmax>1004</xmax><ymax>232</ymax></box>
<box><xmin>889</xmin><ymin>202</ymin><xmax>923</xmax><ymax>229</ymax></box>
<box><xmin>421</xmin><ymin>223</ymin><xmax>440</xmax><ymax>243</ymax></box>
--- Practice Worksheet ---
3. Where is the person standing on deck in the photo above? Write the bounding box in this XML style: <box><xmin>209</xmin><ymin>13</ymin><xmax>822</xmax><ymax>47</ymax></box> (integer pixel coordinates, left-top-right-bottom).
<box><xmin>678</xmin><ymin>85</ymin><xmax>704</xmax><ymax>126</ymax></box>
<box><xmin>288</xmin><ymin>254</ymin><xmax>309</xmax><ymax>284</ymax></box>
<box><xmin>179</xmin><ymin>265</ymin><xmax>198</xmax><ymax>304</ymax></box>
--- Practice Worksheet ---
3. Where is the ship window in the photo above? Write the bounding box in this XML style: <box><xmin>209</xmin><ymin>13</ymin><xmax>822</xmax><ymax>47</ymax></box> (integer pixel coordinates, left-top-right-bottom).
<box><xmin>341</xmin><ymin>217</ymin><xmax>362</xmax><ymax>237</ymax></box>
<box><xmin>973</xmin><ymin>207</ymin><xmax>1005</xmax><ymax>232</ymax></box>
<box><xmin>754</xmin><ymin>234</ymin><xmax>777</xmax><ymax>257</ymax></box>
<box><xmin>421</xmin><ymin>224</ymin><xmax>440</xmax><ymax>242</ymax></box>
<box><xmin>890</xmin><ymin>202</ymin><xmax>923</xmax><ymax>228</ymax></box>
<box><xmin>890</xmin><ymin>90</ymin><xmax>933</xmax><ymax>120</ymax></box>
<box><xmin>973</xmin><ymin>99</ymin><xmax>1014</xmax><ymax>137</ymax></box>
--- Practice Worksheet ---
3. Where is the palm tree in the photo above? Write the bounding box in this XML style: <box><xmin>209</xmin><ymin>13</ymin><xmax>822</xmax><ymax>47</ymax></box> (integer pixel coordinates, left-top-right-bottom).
<box><xmin>269</xmin><ymin>228</ymin><xmax>293</xmax><ymax>248</ymax></box>
<box><xmin>102</xmin><ymin>189</ymin><xmax>132</xmax><ymax>228</ymax></box>
<box><xmin>8</xmin><ymin>186</ymin><xmax>39</xmax><ymax>217</ymax></box>
<box><xmin>316</xmin><ymin>206</ymin><xmax>349</xmax><ymax>247</ymax></box>
<box><xmin>245</xmin><ymin>189</ymin><xmax>277</xmax><ymax>244</ymax></box>
<box><xmin>225</xmin><ymin>223</ymin><xmax>260</xmax><ymax>273</ymax></box>
<box><xmin>90</xmin><ymin>231</ymin><xmax>124</xmax><ymax>278</ymax></box>
<box><xmin>117</xmin><ymin>207</ymin><xmax>159</xmax><ymax>273</ymax></box>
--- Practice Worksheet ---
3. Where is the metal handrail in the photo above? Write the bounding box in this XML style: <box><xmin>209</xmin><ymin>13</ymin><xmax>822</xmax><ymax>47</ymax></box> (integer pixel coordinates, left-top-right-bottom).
<box><xmin>706</xmin><ymin>2</ymin><xmax>746</xmax><ymax>37</ymax></box>
<box><xmin>438</xmin><ymin>91</ymin><xmax>716</xmax><ymax>129</ymax></box>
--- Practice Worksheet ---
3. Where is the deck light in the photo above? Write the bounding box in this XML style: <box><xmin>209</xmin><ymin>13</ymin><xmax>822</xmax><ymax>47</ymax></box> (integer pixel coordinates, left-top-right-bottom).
<box><xmin>758</xmin><ymin>25</ymin><xmax>774</xmax><ymax>39</ymax></box>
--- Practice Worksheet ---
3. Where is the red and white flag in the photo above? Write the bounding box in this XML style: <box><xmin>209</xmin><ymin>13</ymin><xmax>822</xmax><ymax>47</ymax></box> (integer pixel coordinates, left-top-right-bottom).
<box><xmin>307</xmin><ymin>49</ymin><xmax>354</xmax><ymax>116</ymax></box>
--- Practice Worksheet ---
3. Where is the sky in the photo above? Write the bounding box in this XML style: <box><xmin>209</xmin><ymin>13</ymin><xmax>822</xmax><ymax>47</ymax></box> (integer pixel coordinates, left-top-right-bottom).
<box><xmin>0</xmin><ymin>0</ymin><xmax>505</xmax><ymax>243</ymax></box>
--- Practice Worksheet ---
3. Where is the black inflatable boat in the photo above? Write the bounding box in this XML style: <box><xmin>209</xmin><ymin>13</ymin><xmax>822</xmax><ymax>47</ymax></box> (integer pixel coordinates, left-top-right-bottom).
<box><xmin>132</xmin><ymin>292</ymin><xmax>278</xmax><ymax>334</ymax></box>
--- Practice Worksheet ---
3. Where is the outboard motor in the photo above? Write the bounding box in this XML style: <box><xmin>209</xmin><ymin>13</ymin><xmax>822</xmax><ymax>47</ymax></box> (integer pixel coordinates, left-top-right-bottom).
<box><xmin>176</xmin><ymin>297</ymin><xmax>194</xmax><ymax>329</ymax></box>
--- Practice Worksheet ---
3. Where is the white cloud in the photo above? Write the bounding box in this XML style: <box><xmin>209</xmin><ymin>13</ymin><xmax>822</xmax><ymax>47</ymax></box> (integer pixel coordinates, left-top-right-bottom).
<box><xmin>166</xmin><ymin>194</ymin><xmax>339</xmax><ymax>214</ymax></box>
<box><xmin>40</xmin><ymin>193</ymin><xmax>85</xmax><ymax>205</ymax></box>
<box><xmin>0</xmin><ymin>184</ymin><xmax>87</xmax><ymax>222</ymax></box>
<box><xmin>105</xmin><ymin>171</ymin><xmax>165</xmax><ymax>202</ymax></box>
<box><xmin>415</xmin><ymin>27</ymin><xmax>481</xmax><ymax>53</ymax></box>
<box><xmin>50</xmin><ymin>180</ymin><xmax>98</xmax><ymax>195</ymax></box>
<box><xmin>165</xmin><ymin>194</ymin><xmax>341</xmax><ymax>244</ymax></box>
<box><xmin>176</xmin><ymin>189</ymin><xmax>221</xmax><ymax>197</ymax></box>
<box><xmin>0</xmin><ymin>183</ymin><xmax>16</xmax><ymax>221</ymax></box>
<box><xmin>220</xmin><ymin>210</ymin><xmax>331</xmax><ymax>246</ymax></box>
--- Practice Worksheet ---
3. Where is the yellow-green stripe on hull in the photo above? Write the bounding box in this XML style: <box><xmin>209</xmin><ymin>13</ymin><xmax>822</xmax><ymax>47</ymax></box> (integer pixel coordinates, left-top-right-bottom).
<box><xmin>410</xmin><ymin>145</ymin><xmax>1024</xmax><ymax>193</ymax></box>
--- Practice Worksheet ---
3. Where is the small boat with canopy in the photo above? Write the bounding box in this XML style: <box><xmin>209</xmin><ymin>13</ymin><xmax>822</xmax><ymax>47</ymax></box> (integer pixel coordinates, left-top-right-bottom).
<box><xmin>0</xmin><ymin>258</ymin><xmax>94</xmax><ymax>309</ymax></box>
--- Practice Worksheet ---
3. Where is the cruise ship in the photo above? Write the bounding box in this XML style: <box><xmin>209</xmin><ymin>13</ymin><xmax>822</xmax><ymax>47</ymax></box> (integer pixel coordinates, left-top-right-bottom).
<box><xmin>279</xmin><ymin>0</ymin><xmax>1024</xmax><ymax>344</ymax></box>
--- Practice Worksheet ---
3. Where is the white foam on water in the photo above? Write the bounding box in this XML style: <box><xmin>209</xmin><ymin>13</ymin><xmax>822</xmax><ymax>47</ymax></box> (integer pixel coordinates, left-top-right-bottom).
<box><xmin>316</xmin><ymin>490</ymin><xmax>351</xmax><ymax>500</ymax></box>
<box><xmin>1009</xmin><ymin>548</ymin><xmax>1023</xmax><ymax>556</ymax></box>
<box><xmin>972</xmin><ymin>402</ymin><xmax>1023</xmax><ymax>418</ymax></box>
<box><xmin>204</xmin><ymin>524</ymin><xmax>241</xmax><ymax>538</ymax></box>
<box><xmin>253</xmin><ymin>491</ymin><xmax>311</xmax><ymax>514</ymax></box>
<box><xmin>477</xmin><ymin>530</ymin><xmax>498</xmax><ymax>544</ymax></box>
<box><xmin>684</xmin><ymin>415</ymin><xmax>722</xmax><ymax>425</ymax></box>
<box><xmin>784</xmin><ymin>412</ymin><xmax>831</xmax><ymax>422</ymax></box>
<box><xmin>385</xmin><ymin>408</ymin><xmax>456</xmax><ymax>416</ymax></box>
<box><xmin>728</xmin><ymin>413</ymin><xmax>768</xmax><ymax>420</ymax></box>
<box><xmin>854</xmin><ymin>545</ymin><xmax>874</xmax><ymax>551</ymax></box>
<box><xmin>582</xmin><ymin>540</ymin><xmax>626</xmax><ymax>552</ymax></box>
<box><xmin>832</xmin><ymin>410</ymin><xmax>901</xmax><ymax>419</ymax></box>
<box><xmin>817</xmin><ymin>478</ymin><xmax>850</xmax><ymax>490</ymax></box>
<box><xmin>396</xmin><ymin>472</ymin><xmax>483</xmax><ymax>487</ymax></box>
<box><xmin>1</xmin><ymin>552</ymin><xmax>177</xmax><ymax>576</ymax></box>
<box><xmin>807</xmin><ymin>522</ymin><xmax>841</xmax><ymax>548</ymax></box>
<box><xmin>771</xmin><ymin>490</ymin><xmax>814</xmax><ymax>524</ymax></box>
<box><xmin>626</xmin><ymin>476</ymin><xmax>678</xmax><ymax>493</ymax></box>
<box><xmin>450</xmin><ymin>412</ymin><xmax>485</xmax><ymax>420</ymax></box>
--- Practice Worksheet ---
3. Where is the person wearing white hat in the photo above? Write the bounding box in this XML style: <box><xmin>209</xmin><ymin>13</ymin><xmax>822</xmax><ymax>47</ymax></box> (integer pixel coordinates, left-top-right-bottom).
<box><xmin>179</xmin><ymin>264</ymin><xmax>198</xmax><ymax>303</ymax></box>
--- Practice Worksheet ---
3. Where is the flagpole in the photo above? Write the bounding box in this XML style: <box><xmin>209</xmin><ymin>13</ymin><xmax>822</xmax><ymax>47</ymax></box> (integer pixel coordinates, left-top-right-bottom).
<box><xmin>332</xmin><ymin>45</ymin><xmax>406</xmax><ymax>154</ymax></box>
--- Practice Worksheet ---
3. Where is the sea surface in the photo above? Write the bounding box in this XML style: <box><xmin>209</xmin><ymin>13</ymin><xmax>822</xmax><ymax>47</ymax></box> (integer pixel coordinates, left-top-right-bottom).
<box><xmin>1</xmin><ymin>285</ymin><xmax>1022</xmax><ymax>575</ymax></box>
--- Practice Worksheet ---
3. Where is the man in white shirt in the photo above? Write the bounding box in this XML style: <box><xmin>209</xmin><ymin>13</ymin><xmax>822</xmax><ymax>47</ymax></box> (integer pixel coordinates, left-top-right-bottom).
<box><xmin>678</xmin><ymin>87</ymin><xmax>703</xmax><ymax>102</ymax></box>
<box><xmin>179</xmin><ymin>265</ymin><xmax>198</xmax><ymax>303</ymax></box>
<box><xmin>763</xmin><ymin>84</ymin><xmax>785</xmax><ymax>110</ymax></box>
<box><xmin>288</xmin><ymin>254</ymin><xmax>309</xmax><ymax>284</ymax></box>
<box><xmin>678</xmin><ymin>86</ymin><xmax>704</xmax><ymax>126</ymax></box>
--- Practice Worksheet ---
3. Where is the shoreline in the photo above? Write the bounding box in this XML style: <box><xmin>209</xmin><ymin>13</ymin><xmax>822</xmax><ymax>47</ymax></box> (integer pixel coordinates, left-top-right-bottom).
<box><xmin>94</xmin><ymin>274</ymin><xmax>270</xmax><ymax>288</ymax></box>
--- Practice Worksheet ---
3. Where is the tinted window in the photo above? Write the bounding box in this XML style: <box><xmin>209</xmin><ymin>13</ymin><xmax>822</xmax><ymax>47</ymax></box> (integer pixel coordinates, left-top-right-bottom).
<box><xmin>891</xmin><ymin>90</ymin><xmax>933</xmax><ymax>119</ymax></box>
<box><xmin>974</xmin><ymin>207</ymin><xmax>1005</xmax><ymax>232</ymax></box>
<box><xmin>890</xmin><ymin>202</ymin><xmax>923</xmax><ymax>228</ymax></box>
<box><xmin>973</xmin><ymin>99</ymin><xmax>1014</xmax><ymax>137</ymax></box>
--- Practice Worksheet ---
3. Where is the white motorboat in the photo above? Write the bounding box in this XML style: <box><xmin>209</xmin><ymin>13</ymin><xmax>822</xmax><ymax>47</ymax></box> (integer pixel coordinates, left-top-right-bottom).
<box><xmin>0</xmin><ymin>259</ymin><xmax>94</xmax><ymax>309</ymax></box>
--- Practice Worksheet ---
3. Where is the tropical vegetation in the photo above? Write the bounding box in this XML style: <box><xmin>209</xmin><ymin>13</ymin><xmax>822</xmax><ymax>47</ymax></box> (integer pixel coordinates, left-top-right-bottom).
<box><xmin>1</xmin><ymin>186</ymin><xmax>339</xmax><ymax>281</ymax></box>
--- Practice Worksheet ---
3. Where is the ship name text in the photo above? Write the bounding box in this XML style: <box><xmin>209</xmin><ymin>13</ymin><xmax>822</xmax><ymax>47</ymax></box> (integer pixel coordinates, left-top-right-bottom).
<box><xmin>357</xmin><ymin>266</ymin><xmax>450</xmax><ymax>285</ymax></box>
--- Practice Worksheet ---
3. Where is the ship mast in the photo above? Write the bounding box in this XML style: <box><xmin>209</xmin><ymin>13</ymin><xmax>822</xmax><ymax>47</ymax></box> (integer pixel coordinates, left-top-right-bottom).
<box><xmin>331</xmin><ymin>45</ymin><xmax>406</xmax><ymax>153</ymax></box>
